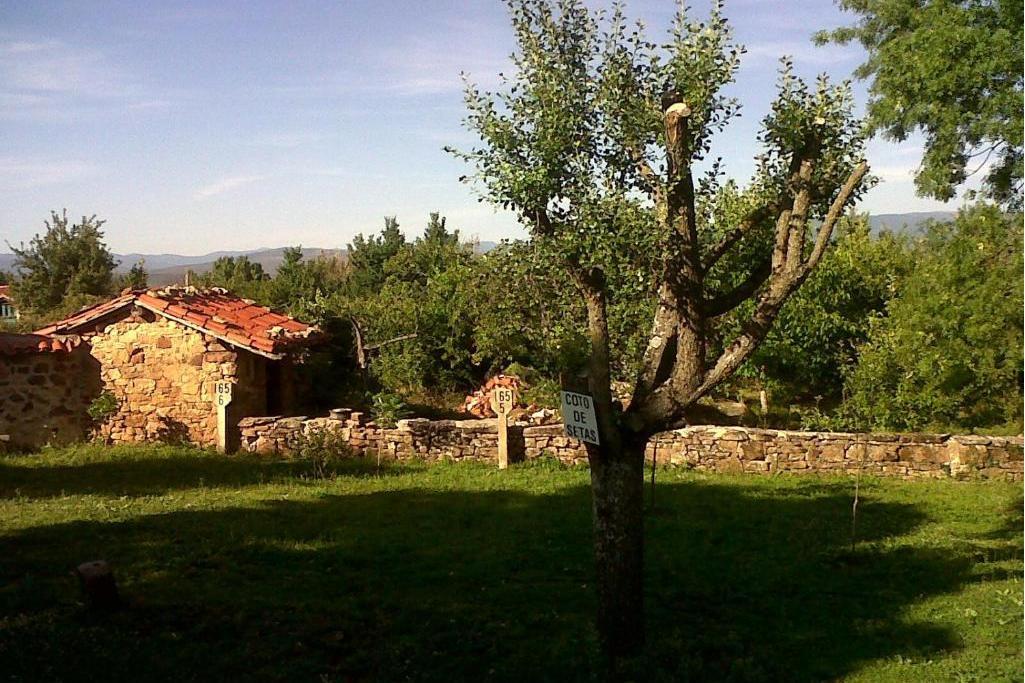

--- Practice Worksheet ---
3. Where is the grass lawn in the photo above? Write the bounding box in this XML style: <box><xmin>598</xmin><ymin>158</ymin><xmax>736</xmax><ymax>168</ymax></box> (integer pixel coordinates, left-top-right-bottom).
<box><xmin>1</xmin><ymin>445</ymin><xmax>1021</xmax><ymax>682</ymax></box>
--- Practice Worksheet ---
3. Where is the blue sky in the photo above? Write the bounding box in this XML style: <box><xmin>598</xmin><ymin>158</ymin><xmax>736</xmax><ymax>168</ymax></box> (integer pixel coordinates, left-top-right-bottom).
<box><xmin>0</xmin><ymin>0</ymin><xmax>969</xmax><ymax>255</ymax></box>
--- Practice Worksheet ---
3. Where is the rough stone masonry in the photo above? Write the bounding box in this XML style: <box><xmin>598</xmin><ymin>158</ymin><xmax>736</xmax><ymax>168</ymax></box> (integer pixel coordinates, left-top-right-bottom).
<box><xmin>239</xmin><ymin>411</ymin><xmax>1023</xmax><ymax>481</ymax></box>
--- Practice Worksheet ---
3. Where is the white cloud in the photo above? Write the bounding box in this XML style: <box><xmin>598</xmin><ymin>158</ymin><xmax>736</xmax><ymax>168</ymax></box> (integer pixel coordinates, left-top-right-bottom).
<box><xmin>872</xmin><ymin>164</ymin><xmax>919</xmax><ymax>182</ymax></box>
<box><xmin>0</xmin><ymin>39</ymin><xmax>127</xmax><ymax>94</ymax></box>
<box><xmin>194</xmin><ymin>175</ymin><xmax>268</xmax><ymax>200</ymax></box>
<box><xmin>0</xmin><ymin>37</ymin><xmax>181</xmax><ymax>119</ymax></box>
<box><xmin>742</xmin><ymin>40</ymin><xmax>859</xmax><ymax>69</ymax></box>
<box><xmin>249</xmin><ymin>131</ymin><xmax>328</xmax><ymax>148</ymax></box>
<box><xmin>0</xmin><ymin>156</ymin><xmax>101</xmax><ymax>188</ymax></box>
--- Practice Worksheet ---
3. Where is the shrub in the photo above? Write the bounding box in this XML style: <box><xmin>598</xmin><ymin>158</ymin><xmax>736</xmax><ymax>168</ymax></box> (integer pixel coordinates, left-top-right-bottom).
<box><xmin>371</xmin><ymin>391</ymin><xmax>410</xmax><ymax>428</ymax></box>
<box><xmin>289</xmin><ymin>427</ymin><xmax>353</xmax><ymax>479</ymax></box>
<box><xmin>87</xmin><ymin>391</ymin><xmax>118</xmax><ymax>422</ymax></box>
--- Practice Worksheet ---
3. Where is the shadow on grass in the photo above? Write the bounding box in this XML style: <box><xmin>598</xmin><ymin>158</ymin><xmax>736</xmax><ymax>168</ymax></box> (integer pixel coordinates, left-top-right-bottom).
<box><xmin>0</xmin><ymin>453</ymin><xmax>419</xmax><ymax>500</ymax></box>
<box><xmin>0</xmin><ymin>471</ymin><xmax>1009</xmax><ymax>681</ymax></box>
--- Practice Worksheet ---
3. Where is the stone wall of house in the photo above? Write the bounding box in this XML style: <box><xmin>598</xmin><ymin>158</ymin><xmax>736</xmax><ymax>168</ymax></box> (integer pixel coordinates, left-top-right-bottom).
<box><xmin>0</xmin><ymin>347</ymin><xmax>98</xmax><ymax>449</ymax></box>
<box><xmin>237</xmin><ymin>411</ymin><xmax>1023</xmax><ymax>481</ymax></box>
<box><xmin>87</xmin><ymin>311</ymin><xmax>267</xmax><ymax>446</ymax></box>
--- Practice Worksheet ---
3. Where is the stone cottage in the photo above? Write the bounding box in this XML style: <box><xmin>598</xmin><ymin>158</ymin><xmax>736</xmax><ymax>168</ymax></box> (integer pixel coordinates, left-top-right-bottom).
<box><xmin>35</xmin><ymin>286</ymin><xmax>321</xmax><ymax>446</ymax></box>
<box><xmin>0</xmin><ymin>333</ymin><xmax>99</xmax><ymax>449</ymax></box>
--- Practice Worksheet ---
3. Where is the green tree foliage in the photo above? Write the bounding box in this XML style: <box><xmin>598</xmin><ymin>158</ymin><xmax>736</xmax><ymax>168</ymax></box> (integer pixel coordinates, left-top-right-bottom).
<box><xmin>10</xmin><ymin>210</ymin><xmax>117</xmax><ymax>313</ymax></box>
<box><xmin>345</xmin><ymin>216</ymin><xmax>407</xmax><ymax>295</ymax></box>
<box><xmin>119</xmin><ymin>260</ymin><xmax>148</xmax><ymax>290</ymax></box>
<box><xmin>194</xmin><ymin>255</ymin><xmax>270</xmax><ymax>299</ymax></box>
<box><xmin>840</xmin><ymin>205</ymin><xmax>1023</xmax><ymax>431</ymax></box>
<box><xmin>333</xmin><ymin>214</ymin><xmax>480</xmax><ymax>394</ymax></box>
<box><xmin>818</xmin><ymin>0</ymin><xmax>1024</xmax><ymax>208</ymax></box>
<box><xmin>267</xmin><ymin>246</ymin><xmax>343</xmax><ymax>315</ymax></box>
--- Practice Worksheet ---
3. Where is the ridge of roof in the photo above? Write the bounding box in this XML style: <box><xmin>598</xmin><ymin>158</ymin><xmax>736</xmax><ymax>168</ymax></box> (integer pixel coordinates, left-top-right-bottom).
<box><xmin>35</xmin><ymin>287</ymin><xmax>321</xmax><ymax>358</ymax></box>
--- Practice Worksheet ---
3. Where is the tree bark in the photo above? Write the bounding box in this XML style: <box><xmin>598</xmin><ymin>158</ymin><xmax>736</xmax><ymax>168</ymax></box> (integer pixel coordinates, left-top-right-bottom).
<box><xmin>589</xmin><ymin>439</ymin><xmax>646</xmax><ymax>660</ymax></box>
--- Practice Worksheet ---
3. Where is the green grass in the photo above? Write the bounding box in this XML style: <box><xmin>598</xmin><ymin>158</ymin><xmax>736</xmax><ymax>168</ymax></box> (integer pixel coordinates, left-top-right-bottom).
<box><xmin>1</xmin><ymin>445</ymin><xmax>1021</xmax><ymax>682</ymax></box>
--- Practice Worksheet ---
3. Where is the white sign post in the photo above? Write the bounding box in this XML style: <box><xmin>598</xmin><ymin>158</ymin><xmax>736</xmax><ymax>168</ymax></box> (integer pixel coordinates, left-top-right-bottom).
<box><xmin>561</xmin><ymin>391</ymin><xmax>600</xmax><ymax>445</ymax></box>
<box><xmin>490</xmin><ymin>386</ymin><xmax>516</xmax><ymax>469</ymax></box>
<box><xmin>214</xmin><ymin>381</ymin><xmax>235</xmax><ymax>454</ymax></box>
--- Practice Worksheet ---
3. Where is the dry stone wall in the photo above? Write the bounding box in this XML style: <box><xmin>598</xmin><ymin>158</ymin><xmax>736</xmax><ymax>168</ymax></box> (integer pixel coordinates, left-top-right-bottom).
<box><xmin>238</xmin><ymin>412</ymin><xmax>1023</xmax><ymax>481</ymax></box>
<box><xmin>239</xmin><ymin>409</ymin><xmax>519</xmax><ymax>463</ymax></box>
<box><xmin>0</xmin><ymin>347</ymin><xmax>98</xmax><ymax>449</ymax></box>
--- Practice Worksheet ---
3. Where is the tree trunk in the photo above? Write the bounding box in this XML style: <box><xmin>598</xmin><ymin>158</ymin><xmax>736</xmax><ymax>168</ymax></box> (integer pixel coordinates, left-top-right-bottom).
<box><xmin>588</xmin><ymin>437</ymin><xmax>646</xmax><ymax>660</ymax></box>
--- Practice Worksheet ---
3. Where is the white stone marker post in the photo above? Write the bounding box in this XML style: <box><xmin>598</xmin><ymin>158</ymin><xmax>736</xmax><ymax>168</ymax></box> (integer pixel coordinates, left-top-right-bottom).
<box><xmin>490</xmin><ymin>386</ymin><xmax>516</xmax><ymax>469</ymax></box>
<box><xmin>214</xmin><ymin>380</ymin><xmax>235</xmax><ymax>454</ymax></box>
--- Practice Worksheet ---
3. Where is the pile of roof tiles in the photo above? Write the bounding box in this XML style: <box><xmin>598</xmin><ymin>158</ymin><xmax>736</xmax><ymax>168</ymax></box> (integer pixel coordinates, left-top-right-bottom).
<box><xmin>463</xmin><ymin>374</ymin><xmax>523</xmax><ymax>418</ymax></box>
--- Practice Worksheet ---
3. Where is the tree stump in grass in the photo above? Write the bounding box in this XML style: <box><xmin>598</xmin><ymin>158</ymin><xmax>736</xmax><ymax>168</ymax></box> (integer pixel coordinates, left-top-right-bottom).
<box><xmin>75</xmin><ymin>560</ymin><xmax>122</xmax><ymax>611</ymax></box>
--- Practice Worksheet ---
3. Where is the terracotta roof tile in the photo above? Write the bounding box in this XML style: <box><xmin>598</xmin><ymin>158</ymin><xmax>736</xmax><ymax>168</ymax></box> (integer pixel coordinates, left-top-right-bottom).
<box><xmin>34</xmin><ymin>292</ymin><xmax>138</xmax><ymax>336</ymax></box>
<box><xmin>36</xmin><ymin>287</ymin><xmax>321</xmax><ymax>357</ymax></box>
<box><xmin>0</xmin><ymin>333</ymin><xmax>82</xmax><ymax>355</ymax></box>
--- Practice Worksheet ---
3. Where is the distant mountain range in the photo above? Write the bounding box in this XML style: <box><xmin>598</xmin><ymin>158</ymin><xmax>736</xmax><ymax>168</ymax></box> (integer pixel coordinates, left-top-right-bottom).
<box><xmin>0</xmin><ymin>213</ymin><xmax>953</xmax><ymax>287</ymax></box>
<box><xmin>141</xmin><ymin>247</ymin><xmax>348</xmax><ymax>286</ymax></box>
<box><xmin>867</xmin><ymin>211</ymin><xmax>956</xmax><ymax>234</ymax></box>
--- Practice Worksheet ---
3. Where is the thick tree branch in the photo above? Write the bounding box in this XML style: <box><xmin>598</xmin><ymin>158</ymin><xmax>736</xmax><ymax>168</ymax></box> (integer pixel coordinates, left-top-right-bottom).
<box><xmin>703</xmin><ymin>257</ymin><xmax>772</xmax><ymax>317</ymax></box>
<box><xmin>696</xmin><ymin>160</ymin><xmax>870</xmax><ymax>399</ymax></box>
<box><xmin>531</xmin><ymin>206</ymin><xmax>554</xmax><ymax>236</ymax></box>
<box><xmin>567</xmin><ymin>260</ymin><xmax>623</xmax><ymax>458</ymax></box>
<box><xmin>627</xmin><ymin>146</ymin><xmax>664</xmax><ymax>204</ymax></box>
<box><xmin>803</xmin><ymin>161</ymin><xmax>870</xmax><ymax>273</ymax></box>
<box><xmin>703</xmin><ymin>204</ymin><xmax>776</xmax><ymax>272</ymax></box>
<box><xmin>783</xmin><ymin>158</ymin><xmax>815</xmax><ymax>272</ymax></box>
<box><xmin>627</xmin><ymin>288</ymin><xmax>680</xmax><ymax>425</ymax></box>
<box><xmin>662</xmin><ymin>98</ymin><xmax>701</xmax><ymax>281</ymax></box>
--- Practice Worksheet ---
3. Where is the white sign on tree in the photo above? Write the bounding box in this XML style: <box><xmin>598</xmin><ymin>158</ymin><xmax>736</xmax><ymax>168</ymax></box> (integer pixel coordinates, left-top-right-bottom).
<box><xmin>561</xmin><ymin>391</ymin><xmax>600</xmax><ymax>445</ymax></box>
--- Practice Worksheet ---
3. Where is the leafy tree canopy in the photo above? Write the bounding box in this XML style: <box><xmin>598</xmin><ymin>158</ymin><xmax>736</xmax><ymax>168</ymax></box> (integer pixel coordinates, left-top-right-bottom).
<box><xmin>118</xmin><ymin>260</ymin><xmax>148</xmax><ymax>290</ymax></box>
<box><xmin>10</xmin><ymin>210</ymin><xmax>118</xmax><ymax>313</ymax></box>
<box><xmin>817</xmin><ymin>0</ymin><xmax>1024</xmax><ymax>208</ymax></box>
<box><xmin>345</xmin><ymin>216</ymin><xmax>407</xmax><ymax>295</ymax></box>
<box><xmin>840</xmin><ymin>204</ymin><xmax>1023</xmax><ymax>431</ymax></box>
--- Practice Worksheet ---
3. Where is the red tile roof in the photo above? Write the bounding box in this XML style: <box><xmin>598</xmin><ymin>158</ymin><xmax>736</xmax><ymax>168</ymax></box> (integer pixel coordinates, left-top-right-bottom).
<box><xmin>0</xmin><ymin>284</ymin><xmax>11</xmax><ymax>302</ymax></box>
<box><xmin>36</xmin><ymin>287</ymin><xmax>321</xmax><ymax>358</ymax></box>
<box><xmin>34</xmin><ymin>291</ymin><xmax>138</xmax><ymax>336</ymax></box>
<box><xmin>0</xmin><ymin>333</ymin><xmax>82</xmax><ymax>355</ymax></box>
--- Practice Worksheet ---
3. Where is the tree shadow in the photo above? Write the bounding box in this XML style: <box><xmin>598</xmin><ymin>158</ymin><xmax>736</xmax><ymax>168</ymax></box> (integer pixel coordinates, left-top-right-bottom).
<box><xmin>155</xmin><ymin>416</ymin><xmax>192</xmax><ymax>446</ymax></box>
<box><xmin>0</xmin><ymin>453</ymin><xmax>419</xmax><ymax>500</ymax></box>
<box><xmin>0</xmin><ymin>475</ymin><xmax>1011</xmax><ymax>681</ymax></box>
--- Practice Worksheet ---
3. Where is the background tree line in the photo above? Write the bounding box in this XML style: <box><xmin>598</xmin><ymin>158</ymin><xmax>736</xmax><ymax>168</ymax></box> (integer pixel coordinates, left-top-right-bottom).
<box><xmin>12</xmin><ymin>202</ymin><xmax>1019</xmax><ymax>435</ymax></box>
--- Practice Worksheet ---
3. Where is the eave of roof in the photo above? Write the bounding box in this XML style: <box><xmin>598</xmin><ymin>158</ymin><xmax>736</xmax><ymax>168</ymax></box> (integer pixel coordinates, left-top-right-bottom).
<box><xmin>0</xmin><ymin>333</ymin><xmax>82</xmax><ymax>355</ymax></box>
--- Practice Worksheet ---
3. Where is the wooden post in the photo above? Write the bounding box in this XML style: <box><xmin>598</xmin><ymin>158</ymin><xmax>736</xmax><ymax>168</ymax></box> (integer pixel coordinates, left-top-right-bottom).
<box><xmin>214</xmin><ymin>381</ymin><xmax>236</xmax><ymax>454</ymax></box>
<box><xmin>490</xmin><ymin>386</ymin><xmax>516</xmax><ymax>469</ymax></box>
<box><xmin>75</xmin><ymin>560</ymin><xmax>121</xmax><ymax>610</ymax></box>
